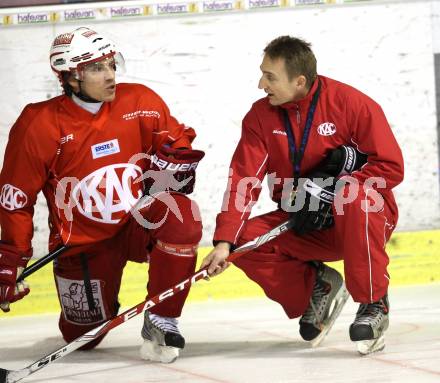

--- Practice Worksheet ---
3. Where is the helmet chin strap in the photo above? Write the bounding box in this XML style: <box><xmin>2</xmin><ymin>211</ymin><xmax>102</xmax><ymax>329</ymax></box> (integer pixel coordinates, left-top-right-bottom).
<box><xmin>74</xmin><ymin>80</ymin><xmax>101</xmax><ymax>103</ymax></box>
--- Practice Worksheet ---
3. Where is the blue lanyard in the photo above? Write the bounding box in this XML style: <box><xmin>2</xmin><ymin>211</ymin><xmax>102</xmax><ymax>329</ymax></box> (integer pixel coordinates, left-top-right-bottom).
<box><xmin>282</xmin><ymin>79</ymin><xmax>321</xmax><ymax>186</ymax></box>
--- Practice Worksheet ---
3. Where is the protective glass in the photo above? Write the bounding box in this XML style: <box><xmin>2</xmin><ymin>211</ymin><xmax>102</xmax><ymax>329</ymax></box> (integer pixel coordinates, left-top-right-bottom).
<box><xmin>74</xmin><ymin>52</ymin><xmax>126</xmax><ymax>81</ymax></box>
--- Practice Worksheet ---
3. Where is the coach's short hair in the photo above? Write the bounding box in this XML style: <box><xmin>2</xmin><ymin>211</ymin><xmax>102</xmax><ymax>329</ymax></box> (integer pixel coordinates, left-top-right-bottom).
<box><xmin>264</xmin><ymin>36</ymin><xmax>317</xmax><ymax>87</ymax></box>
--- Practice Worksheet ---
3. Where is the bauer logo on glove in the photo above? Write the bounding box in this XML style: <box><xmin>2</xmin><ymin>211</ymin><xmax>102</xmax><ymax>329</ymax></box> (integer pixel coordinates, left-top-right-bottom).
<box><xmin>289</xmin><ymin>173</ymin><xmax>337</xmax><ymax>236</ymax></box>
<box><xmin>150</xmin><ymin>154</ymin><xmax>200</xmax><ymax>172</ymax></box>
<box><xmin>302</xmin><ymin>178</ymin><xmax>335</xmax><ymax>204</ymax></box>
<box><xmin>145</xmin><ymin>145</ymin><xmax>205</xmax><ymax>195</ymax></box>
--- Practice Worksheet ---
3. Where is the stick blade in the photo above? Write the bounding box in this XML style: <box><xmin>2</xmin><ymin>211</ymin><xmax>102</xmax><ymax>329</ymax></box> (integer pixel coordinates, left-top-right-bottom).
<box><xmin>0</xmin><ymin>368</ymin><xmax>9</xmax><ymax>383</ymax></box>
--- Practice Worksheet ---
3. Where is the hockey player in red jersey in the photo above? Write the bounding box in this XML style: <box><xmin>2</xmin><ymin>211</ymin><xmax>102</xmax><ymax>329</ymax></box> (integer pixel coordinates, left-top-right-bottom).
<box><xmin>201</xmin><ymin>36</ymin><xmax>404</xmax><ymax>354</ymax></box>
<box><xmin>0</xmin><ymin>27</ymin><xmax>205</xmax><ymax>363</ymax></box>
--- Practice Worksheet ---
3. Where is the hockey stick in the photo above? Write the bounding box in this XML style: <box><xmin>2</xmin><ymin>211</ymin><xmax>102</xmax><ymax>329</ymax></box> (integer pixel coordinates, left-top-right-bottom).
<box><xmin>17</xmin><ymin>246</ymin><xmax>68</xmax><ymax>282</ymax></box>
<box><xmin>0</xmin><ymin>219</ymin><xmax>293</xmax><ymax>383</ymax></box>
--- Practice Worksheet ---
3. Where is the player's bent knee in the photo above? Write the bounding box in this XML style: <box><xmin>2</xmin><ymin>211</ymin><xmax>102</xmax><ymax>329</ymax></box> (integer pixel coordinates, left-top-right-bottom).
<box><xmin>58</xmin><ymin>299</ymin><xmax>120</xmax><ymax>350</ymax></box>
<box><xmin>59</xmin><ymin>317</ymin><xmax>108</xmax><ymax>350</ymax></box>
<box><xmin>155</xmin><ymin>193</ymin><xmax>203</xmax><ymax>244</ymax></box>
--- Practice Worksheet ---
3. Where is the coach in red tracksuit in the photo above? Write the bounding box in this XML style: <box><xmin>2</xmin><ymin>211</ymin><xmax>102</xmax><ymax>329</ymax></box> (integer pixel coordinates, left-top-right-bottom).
<box><xmin>202</xmin><ymin>36</ymin><xmax>404</xmax><ymax>354</ymax></box>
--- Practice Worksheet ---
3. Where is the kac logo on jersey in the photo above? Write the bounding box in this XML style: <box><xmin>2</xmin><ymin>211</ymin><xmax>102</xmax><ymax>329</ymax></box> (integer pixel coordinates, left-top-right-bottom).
<box><xmin>0</xmin><ymin>184</ymin><xmax>28</xmax><ymax>211</ymax></box>
<box><xmin>72</xmin><ymin>163</ymin><xmax>143</xmax><ymax>224</ymax></box>
<box><xmin>91</xmin><ymin>139</ymin><xmax>120</xmax><ymax>159</ymax></box>
<box><xmin>317</xmin><ymin>122</ymin><xmax>337</xmax><ymax>136</ymax></box>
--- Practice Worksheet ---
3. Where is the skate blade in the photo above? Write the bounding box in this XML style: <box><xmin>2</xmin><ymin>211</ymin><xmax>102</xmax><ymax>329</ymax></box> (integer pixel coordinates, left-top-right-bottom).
<box><xmin>356</xmin><ymin>335</ymin><xmax>385</xmax><ymax>355</ymax></box>
<box><xmin>311</xmin><ymin>284</ymin><xmax>350</xmax><ymax>348</ymax></box>
<box><xmin>140</xmin><ymin>340</ymin><xmax>179</xmax><ymax>363</ymax></box>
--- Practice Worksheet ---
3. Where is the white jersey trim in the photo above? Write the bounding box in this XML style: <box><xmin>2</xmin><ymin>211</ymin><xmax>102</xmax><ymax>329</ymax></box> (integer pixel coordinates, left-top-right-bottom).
<box><xmin>71</xmin><ymin>94</ymin><xmax>103</xmax><ymax>115</ymax></box>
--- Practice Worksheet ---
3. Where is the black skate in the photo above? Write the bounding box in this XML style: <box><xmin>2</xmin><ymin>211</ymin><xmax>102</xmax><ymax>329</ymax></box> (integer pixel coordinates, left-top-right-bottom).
<box><xmin>299</xmin><ymin>263</ymin><xmax>349</xmax><ymax>347</ymax></box>
<box><xmin>140</xmin><ymin>310</ymin><xmax>185</xmax><ymax>363</ymax></box>
<box><xmin>349</xmin><ymin>294</ymin><xmax>389</xmax><ymax>355</ymax></box>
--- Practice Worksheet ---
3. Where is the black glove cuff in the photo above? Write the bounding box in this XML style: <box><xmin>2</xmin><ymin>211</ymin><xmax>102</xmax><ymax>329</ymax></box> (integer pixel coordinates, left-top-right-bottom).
<box><xmin>212</xmin><ymin>240</ymin><xmax>236</xmax><ymax>252</ymax></box>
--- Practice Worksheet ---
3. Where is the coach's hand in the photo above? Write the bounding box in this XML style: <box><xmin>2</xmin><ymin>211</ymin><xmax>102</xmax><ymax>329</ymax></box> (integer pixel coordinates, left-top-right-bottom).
<box><xmin>200</xmin><ymin>242</ymin><xmax>231</xmax><ymax>277</ymax></box>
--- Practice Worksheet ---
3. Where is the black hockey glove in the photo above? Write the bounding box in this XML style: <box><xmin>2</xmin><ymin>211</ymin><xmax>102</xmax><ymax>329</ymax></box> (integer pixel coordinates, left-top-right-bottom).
<box><xmin>289</xmin><ymin>145</ymin><xmax>368</xmax><ymax>236</ymax></box>
<box><xmin>319</xmin><ymin>145</ymin><xmax>368</xmax><ymax>177</ymax></box>
<box><xmin>289</xmin><ymin>172</ymin><xmax>336</xmax><ymax>236</ymax></box>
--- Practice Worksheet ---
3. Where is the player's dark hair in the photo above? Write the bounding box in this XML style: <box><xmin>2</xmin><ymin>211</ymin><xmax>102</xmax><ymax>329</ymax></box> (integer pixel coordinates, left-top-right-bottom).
<box><xmin>61</xmin><ymin>72</ymin><xmax>74</xmax><ymax>96</ymax></box>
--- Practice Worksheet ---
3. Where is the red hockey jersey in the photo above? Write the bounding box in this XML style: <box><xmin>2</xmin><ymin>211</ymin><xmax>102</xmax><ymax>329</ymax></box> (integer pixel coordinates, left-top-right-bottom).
<box><xmin>214</xmin><ymin>75</ymin><xmax>404</xmax><ymax>244</ymax></box>
<box><xmin>0</xmin><ymin>83</ymin><xmax>196</xmax><ymax>252</ymax></box>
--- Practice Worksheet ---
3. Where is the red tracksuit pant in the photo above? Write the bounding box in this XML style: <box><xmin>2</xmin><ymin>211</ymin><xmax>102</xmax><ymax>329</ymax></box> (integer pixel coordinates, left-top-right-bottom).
<box><xmin>53</xmin><ymin>193</ymin><xmax>202</xmax><ymax>348</ymax></box>
<box><xmin>233</xmin><ymin>187</ymin><xmax>396</xmax><ymax>319</ymax></box>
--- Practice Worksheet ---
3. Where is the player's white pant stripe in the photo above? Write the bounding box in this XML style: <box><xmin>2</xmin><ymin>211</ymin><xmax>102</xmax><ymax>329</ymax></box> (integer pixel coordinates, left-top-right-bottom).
<box><xmin>365</xmin><ymin>188</ymin><xmax>373</xmax><ymax>303</ymax></box>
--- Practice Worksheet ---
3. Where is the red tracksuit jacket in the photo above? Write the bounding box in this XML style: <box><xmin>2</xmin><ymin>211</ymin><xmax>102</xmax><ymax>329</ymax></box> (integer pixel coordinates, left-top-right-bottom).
<box><xmin>214</xmin><ymin>75</ymin><xmax>404</xmax><ymax>244</ymax></box>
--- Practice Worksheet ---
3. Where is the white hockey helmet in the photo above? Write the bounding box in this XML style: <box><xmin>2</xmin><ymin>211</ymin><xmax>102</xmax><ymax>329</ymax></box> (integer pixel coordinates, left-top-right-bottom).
<box><xmin>49</xmin><ymin>27</ymin><xmax>125</xmax><ymax>82</ymax></box>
